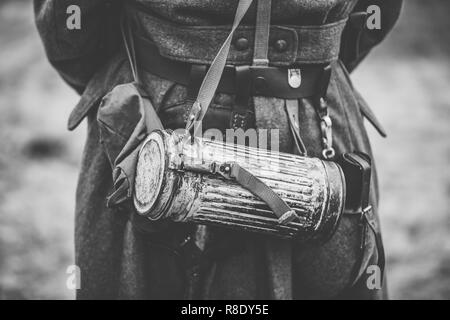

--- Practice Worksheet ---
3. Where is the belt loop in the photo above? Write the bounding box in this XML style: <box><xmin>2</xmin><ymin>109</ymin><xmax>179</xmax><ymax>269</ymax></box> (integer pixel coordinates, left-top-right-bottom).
<box><xmin>232</xmin><ymin>65</ymin><xmax>252</xmax><ymax>129</ymax></box>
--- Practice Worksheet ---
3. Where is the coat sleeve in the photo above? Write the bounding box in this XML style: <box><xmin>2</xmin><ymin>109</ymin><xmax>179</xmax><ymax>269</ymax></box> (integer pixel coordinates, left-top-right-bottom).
<box><xmin>34</xmin><ymin>0</ymin><xmax>123</xmax><ymax>93</ymax></box>
<box><xmin>339</xmin><ymin>0</ymin><xmax>403</xmax><ymax>72</ymax></box>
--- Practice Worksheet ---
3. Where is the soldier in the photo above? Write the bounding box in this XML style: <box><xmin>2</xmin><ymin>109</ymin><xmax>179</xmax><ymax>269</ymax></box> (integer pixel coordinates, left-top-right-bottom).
<box><xmin>35</xmin><ymin>0</ymin><xmax>402</xmax><ymax>299</ymax></box>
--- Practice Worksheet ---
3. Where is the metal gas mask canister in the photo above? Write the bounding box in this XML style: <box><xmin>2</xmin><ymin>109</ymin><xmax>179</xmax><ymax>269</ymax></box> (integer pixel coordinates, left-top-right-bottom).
<box><xmin>133</xmin><ymin>130</ymin><xmax>346</xmax><ymax>242</ymax></box>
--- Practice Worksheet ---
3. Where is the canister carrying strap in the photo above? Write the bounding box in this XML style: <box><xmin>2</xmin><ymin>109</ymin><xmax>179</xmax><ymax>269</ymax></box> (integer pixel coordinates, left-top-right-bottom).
<box><xmin>231</xmin><ymin>0</ymin><xmax>272</xmax><ymax>128</ymax></box>
<box><xmin>183</xmin><ymin>0</ymin><xmax>298</xmax><ymax>225</ymax></box>
<box><xmin>185</xmin><ymin>0</ymin><xmax>254</xmax><ymax>135</ymax></box>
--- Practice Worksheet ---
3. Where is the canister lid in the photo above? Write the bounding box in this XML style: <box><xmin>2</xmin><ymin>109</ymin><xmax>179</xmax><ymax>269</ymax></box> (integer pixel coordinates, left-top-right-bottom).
<box><xmin>134</xmin><ymin>131</ymin><xmax>166</xmax><ymax>216</ymax></box>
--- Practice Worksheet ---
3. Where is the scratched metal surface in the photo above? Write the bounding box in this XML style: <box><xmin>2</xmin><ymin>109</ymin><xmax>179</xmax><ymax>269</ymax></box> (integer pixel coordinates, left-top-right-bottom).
<box><xmin>134</xmin><ymin>131</ymin><xmax>345</xmax><ymax>239</ymax></box>
<box><xmin>1</xmin><ymin>0</ymin><xmax>449</xmax><ymax>299</ymax></box>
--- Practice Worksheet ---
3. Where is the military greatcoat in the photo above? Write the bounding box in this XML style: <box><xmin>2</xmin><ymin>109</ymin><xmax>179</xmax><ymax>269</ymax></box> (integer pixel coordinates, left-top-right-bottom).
<box><xmin>34</xmin><ymin>0</ymin><xmax>402</xmax><ymax>299</ymax></box>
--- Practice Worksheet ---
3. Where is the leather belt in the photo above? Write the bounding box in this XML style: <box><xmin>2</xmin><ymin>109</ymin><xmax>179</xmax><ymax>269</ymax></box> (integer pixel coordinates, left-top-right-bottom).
<box><xmin>134</xmin><ymin>34</ymin><xmax>329</xmax><ymax>100</ymax></box>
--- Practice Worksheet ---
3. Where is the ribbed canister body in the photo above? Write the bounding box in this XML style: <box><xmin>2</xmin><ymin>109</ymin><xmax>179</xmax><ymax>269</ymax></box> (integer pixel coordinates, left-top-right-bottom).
<box><xmin>134</xmin><ymin>130</ymin><xmax>345</xmax><ymax>241</ymax></box>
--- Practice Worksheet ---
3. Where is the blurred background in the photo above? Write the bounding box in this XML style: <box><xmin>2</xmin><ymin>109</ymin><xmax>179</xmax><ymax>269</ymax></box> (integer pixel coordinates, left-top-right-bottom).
<box><xmin>0</xmin><ymin>0</ymin><xmax>449</xmax><ymax>299</ymax></box>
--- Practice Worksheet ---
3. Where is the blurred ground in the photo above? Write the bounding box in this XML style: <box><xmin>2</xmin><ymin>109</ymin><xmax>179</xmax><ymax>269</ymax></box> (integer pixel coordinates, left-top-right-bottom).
<box><xmin>352</xmin><ymin>0</ymin><xmax>450</xmax><ymax>299</ymax></box>
<box><xmin>0</xmin><ymin>0</ymin><xmax>449</xmax><ymax>300</ymax></box>
<box><xmin>0</xmin><ymin>0</ymin><xmax>82</xmax><ymax>299</ymax></box>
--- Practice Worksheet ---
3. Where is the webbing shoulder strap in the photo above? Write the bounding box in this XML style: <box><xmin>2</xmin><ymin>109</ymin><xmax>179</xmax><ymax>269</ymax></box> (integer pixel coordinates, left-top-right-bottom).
<box><xmin>186</xmin><ymin>0</ymin><xmax>254</xmax><ymax>136</ymax></box>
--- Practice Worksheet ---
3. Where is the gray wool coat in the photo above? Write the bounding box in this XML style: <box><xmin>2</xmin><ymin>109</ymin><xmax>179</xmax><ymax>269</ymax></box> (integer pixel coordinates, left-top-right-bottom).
<box><xmin>34</xmin><ymin>0</ymin><xmax>402</xmax><ymax>300</ymax></box>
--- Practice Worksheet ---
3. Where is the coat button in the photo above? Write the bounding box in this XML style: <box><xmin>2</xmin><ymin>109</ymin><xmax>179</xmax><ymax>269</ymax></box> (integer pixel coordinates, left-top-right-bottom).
<box><xmin>254</xmin><ymin>76</ymin><xmax>267</xmax><ymax>93</ymax></box>
<box><xmin>274</xmin><ymin>39</ymin><xmax>288</xmax><ymax>52</ymax></box>
<box><xmin>235</xmin><ymin>37</ymin><xmax>249</xmax><ymax>51</ymax></box>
